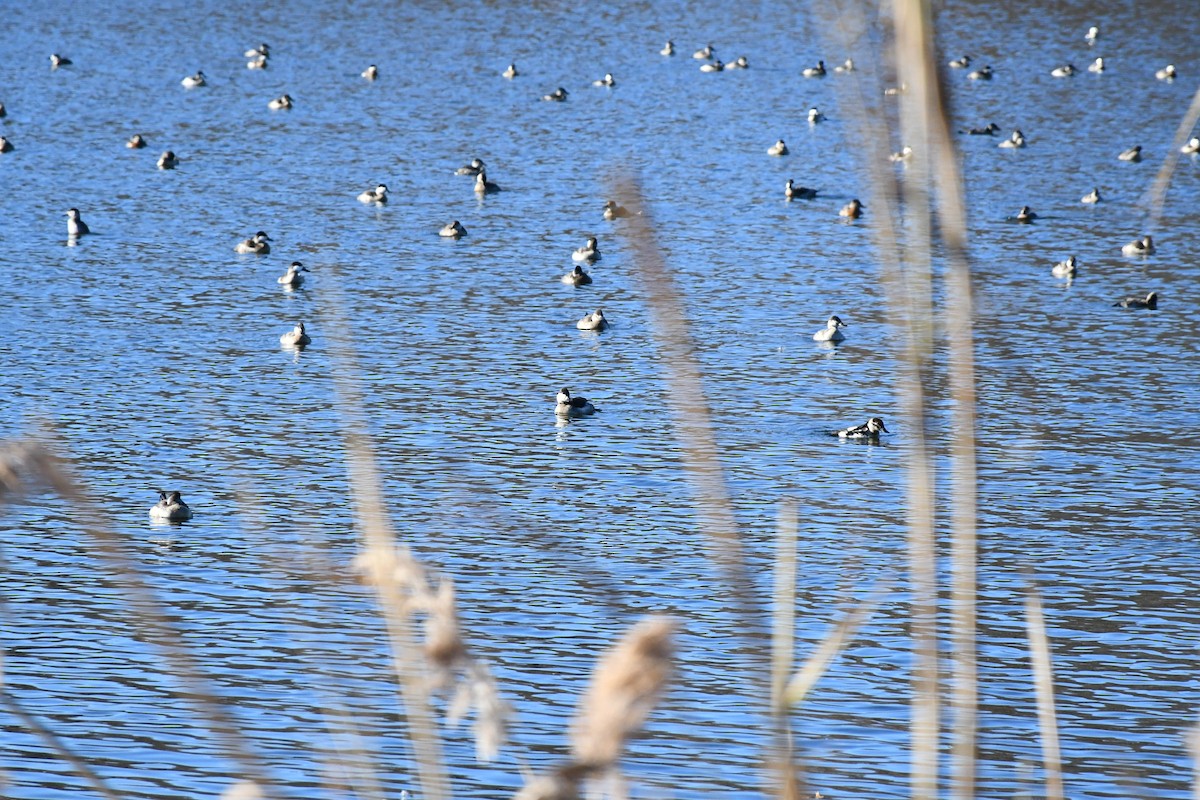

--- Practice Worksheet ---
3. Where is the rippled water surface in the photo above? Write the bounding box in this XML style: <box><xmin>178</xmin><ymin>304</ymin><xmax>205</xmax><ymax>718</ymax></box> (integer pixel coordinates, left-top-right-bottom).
<box><xmin>2</xmin><ymin>1</ymin><xmax>1199</xmax><ymax>799</ymax></box>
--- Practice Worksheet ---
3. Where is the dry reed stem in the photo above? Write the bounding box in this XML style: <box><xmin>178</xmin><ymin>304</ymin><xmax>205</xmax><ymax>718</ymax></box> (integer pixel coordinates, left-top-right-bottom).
<box><xmin>1144</xmin><ymin>84</ymin><xmax>1200</xmax><ymax>228</ymax></box>
<box><xmin>771</xmin><ymin>501</ymin><xmax>804</xmax><ymax>800</ymax></box>
<box><xmin>1189</xmin><ymin>721</ymin><xmax>1200</xmax><ymax>800</ymax></box>
<box><xmin>1</xmin><ymin>692</ymin><xmax>123</xmax><ymax>800</ymax></box>
<box><xmin>1024</xmin><ymin>583</ymin><xmax>1064</xmax><ymax>800</ymax></box>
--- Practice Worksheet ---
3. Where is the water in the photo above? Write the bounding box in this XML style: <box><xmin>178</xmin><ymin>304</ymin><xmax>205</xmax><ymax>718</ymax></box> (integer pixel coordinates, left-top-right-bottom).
<box><xmin>2</xmin><ymin>0</ymin><xmax>1199</xmax><ymax>798</ymax></box>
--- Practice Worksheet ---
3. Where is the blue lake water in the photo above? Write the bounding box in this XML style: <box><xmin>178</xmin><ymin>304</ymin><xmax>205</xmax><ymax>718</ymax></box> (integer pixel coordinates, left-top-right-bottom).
<box><xmin>2</xmin><ymin>1</ymin><xmax>1199</xmax><ymax>799</ymax></box>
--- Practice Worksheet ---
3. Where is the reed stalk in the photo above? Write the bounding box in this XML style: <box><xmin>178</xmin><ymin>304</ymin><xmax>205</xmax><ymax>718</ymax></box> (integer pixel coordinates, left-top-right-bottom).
<box><xmin>1024</xmin><ymin>582</ymin><xmax>1064</xmax><ymax>800</ymax></box>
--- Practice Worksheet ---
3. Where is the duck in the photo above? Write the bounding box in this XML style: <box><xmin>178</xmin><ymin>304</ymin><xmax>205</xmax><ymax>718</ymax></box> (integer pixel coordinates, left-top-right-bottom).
<box><xmin>280</xmin><ymin>321</ymin><xmax>311</xmax><ymax>347</ymax></box>
<box><xmin>277</xmin><ymin>261</ymin><xmax>309</xmax><ymax>286</ymax></box>
<box><xmin>362</xmin><ymin>64</ymin><xmax>378</xmax><ymax>80</ymax></box>
<box><xmin>455</xmin><ymin>157</ymin><xmax>485</xmax><ymax>175</ymax></box>
<box><xmin>1085</xmin><ymin>25</ymin><xmax>1099</xmax><ymax>44</ymax></box>
<box><xmin>541</xmin><ymin>87</ymin><xmax>568</xmax><ymax>101</ymax></box>
<box><xmin>1081</xmin><ymin>187</ymin><xmax>1102</xmax><ymax>204</ymax></box>
<box><xmin>439</xmin><ymin>220</ymin><xmax>467</xmax><ymax>238</ymax></box>
<box><xmin>66</xmin><ymin>207</ymin><xmax>90</xmax><ymax>237</ymax></box>
<box><xmin>834</xmin><ymin>59</ymin><xmax>855</xmax><ymax>73</ymax></box>
<box><xmin>593</xmin><ymin>72</ymin><xmax>615</xmax><ymax>87</ymax></box>
<box><xmin>50</xmin><ymin>54</ymin><xmax>72</xmax><ymax>68</ymax></box>
<box><xmin>149</xmin><ymin>490</ymin><xmax>193</xmax><ymax>521</ymax></box>
<box><xmin>1113</xmin><ymin>292</ymin><xmax>1158</xmax><ymax>309</ymax></box>
<box><xmin>474</xmin><ymin>171</ymin><xmax>501</xmax><ymax>194</ymax></box>
<box><xmin>603</xmin><ymin>200</ymin><xmax>630</xmax><ymax>220</ymax></box>
<box><xmin>268</xmin><ymin>94</ymin><xmax>293</xmax><ymax>110</ymax></box>
<box><xmin>839</xmin><ymin>199</ymin><xmax>864</xmax><ymax>218</ymax></box>
<box><xmin>1050</xmin><ymin>64</ymin><xmax>1078</xmax><ymax>77</ymax></box>
<box><xmin>699</xmin><ymin>60</ymin><xmax>724</xmax><ymax>72</ymax></box>
<box><xmin>156</xmin><ymin>150</ymin><xmax>178</xmax><ymax>169</ymax></box>
<box><xmin>572</xmin><ymin>236</ymin><xmax>600</xmax><ymax>263</ymax></box>
<box><xmin>726</xmin><ymin>56</ymin><xmax>749</xmax><ymax>69</ymax></box>
<box><xmin>1156</xmin><ymin>64</ymin><xmax>1176</xmax><ymax>81</ymax></box>
<box><xmin>561</xmin><ymin>265</ymin><xmax>592</xmax><ymax>286</ymax></box>
<box><xmin>785</xmin><ymin>179</ymin><xmax>817</xmax><ymax>200</ymax></box>
<box><xmin>1182</xmin><ymin>137</ymin><xmax>1200</xmax><ymax>155</ymax></box>
<box><xmin>807</xmin><ymin>107</ymin><xmax>825</xmax><ymax>123</ymax></box>
<box><xmin>889</xmin><ymin>145</ymin><xmax>914</xmax><ymax>162</ymax></box>
<box><xmin>767</xmin><ymin>139</ymin><xmax>789</xmax><ymax>156</ymax></box>
<box><xmin>358</xmin><ymin>183</ymin><xmax>388</xmax><ymax>204</ymax></box>
<box><xmin>245</xmin><ymin>43</ymin><xmax>270</xmax><ymax>58</ymax></box>
<box><xmin>813</xmin><ymin>315</ymin><xmax>847</xmax><ymax>343</ymax></box>
<box><xmin>1117</xmin><ymin>145</ymin><xmax>1142</xmax><ymax>162</ymax></box>
<box><xmin>963</xmin><ymin>122</ymin><xmax>1000</xmax><ymax>135</ymax></box>
<box><xmin>502</xmin><ymin>63</ymin><xmax>518</xmax><ymax>78</ymax></box>
<box><xmin>966</xmin><ymin>65</ymin><xmax>993</xmax><ymax>80</ymax></box>
<box><xmin>555</xmin><ymin>388</ymin><xmax>597</xmax><ymax>417</ymax></box>
<box><xmin>576</xmin><ymin>309</ymin><xmax>609</xmax><ymax>331</ymax></box>
<box><xmin>660</xmin><ymin>41</ymin><xmax>675</xmax><ymax>56</ymax></box>
<box><xmin>0</xmin><ymin>136</ymin><xmax>12</xmax><ymax>153</ymax></box>
<box><xmin>693</xmin><ymin>44</ymin><xmax>714</xmax><ymax>60</ymax></box>
<box><xmin>802</xmin><ymin>60</ymin><xmax>827</xmax><ymax>77</ymax></box>
<box><xmin>247</xmin><ymin>55</ymin><xmax>268</xmax><ymax>69</ymax></box>
<box><xmin>884</xmin><ymin>84</ymin><xmax>907</xmax><ymax>95</ymax></box>
<box><xmin>126</xmin><ymin>134</ymin><xmax>147</xmax><ymax>149</ymax></box>
<box><xmin>1088</xmin><ymin>57</ymin><xmax>1105</xmax><ymax>73</ymax></box>
<box><xmin>998</xmin><ymin>129</ymin><xmax>1025</xmax><ymax>148</ymax></box>
<box><xmin>835</xmin><ymin>417</ymin><xmax>889</xmax><ymax>439</ymax></box>
<box><xmin>1051</xmin><ymin>256</ymin><xmax>1077</xmax><ymax>278</ymax></box>
<box><xmin>948</xmin><ymin>55</ymin><xmax>971</xmax><ymax>68</ymax></box>
<box><xmin>181</xmin><ymin>71</ymin><xmax>207</xmax><ymax>88</ymax></box>
<box><xmin>1014</xmin><ymin>205</ymin><xmax>1037</xmax><ymax>222</ymax></box>
<box><xmin>1121</xmin><ymin>235</ymin><xmax>1154</xmax><ymax>256</ymax></box>
<box><xmin>235</xmin><ymin>230</ymin><xmax>272</xmax><ymax>254</ymax></box>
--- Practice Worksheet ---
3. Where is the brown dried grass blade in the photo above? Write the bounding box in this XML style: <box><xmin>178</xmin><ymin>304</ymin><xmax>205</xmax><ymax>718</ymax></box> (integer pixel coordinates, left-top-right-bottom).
<box><xmin>1</xmin><ymin>692</ymin><xmax>123</xmax><ymax>800</ymax></box>
<box><xmin>1143</xmin><ymin>83</ymin><xmax>1200</xmax><ymax>228</ymax></box>
<box><xmin>1024</xmin><ymin>582</ymin><xmax>1065</xmax><ymax>800</ymax></box>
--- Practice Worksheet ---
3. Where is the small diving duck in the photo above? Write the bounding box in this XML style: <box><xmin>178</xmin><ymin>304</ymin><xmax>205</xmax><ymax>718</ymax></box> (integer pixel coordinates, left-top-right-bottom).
<box><xmin>245</xmin><ymin>43</ymin><xmax>270</xmax><ymax>58</ymax></box>
<box><xmin>280</xmin><ymin>321</ymin><xmax>311</xmax><ymax>347</ymax></box>
<box><xmin>362</xmin><ymin>64</ymin><xmax>378</xmax><ymax>80</ymax></box>
<box><xmin>1121</xmin><ymin>235</ymin><xmax>1154</xmax><ymax>256</ymax></box>
<box><xmin>802</xmin><ymin>60</ymin><xmax>826</xmax><ymax>77</ymax></box>
<box><xmin>1050</xmin><ymin>63</ymin><xmax>1078</xmax><ymax>77</ymax></box>
<box><xmin>726</xmin><ymin>56</ymin><xmax>749</xmax><ymax>69</ymax></box>
<box><xmin>572</xmin><ymin>236</ymin><xmax>600</xmax><ymax>263</ymax></box>
<box><xmin>247</xmin><ymin>55</ymin><xmax>268</xmax><ymax>69</ymax></box>
<box><xmin>66</xmin><ymin>207</ymin><xmax>90</xmax><ymax>237</ymax></box>
<box><xmin>277</xmin><ymin>261</ymin><xmax>309</xmax><ymax>286</ymax></box>
<box><xmin>889</xmin><ymin>145</ymin><xmax>913</xmax><ymax>163</ymax></box>
<box><xmin>593</xmin><ymin>72</ymin><xmax>615</xmax><ymax>87</ymax></box>
<box><xmin>948</xmin><ymin>55</ymin><xmax>971</xmax><ymax>68</ymax></box>
<box><xmin>541</xmin><ymin>87</ymin><xmax>568</xmax><ymax>101</ymax></box>
<box><xmin>156</xmin><ymin>150</ymin><xmax>179</xmax><ymax>169</ymax></box>
<box><xmin>474</xmin><ymin>171</ymin><xmax>501</xmax><ymax>194</ymax></box>
<box><xmin>660</xmin><ymin>41</ymin><xmax>675</xmax><ymax>56</ymax></box>
<box><xmin>835</xmin><ymin>417</ymin><xmax>890</xmax><ymax>439</ymax></box>
<box><xmin>502</xmin><ymin>63</ymin><xmax>518</xmax><ymax>78</ymax></box>
<box><xmin>998</xmin><ymin>129</ymin><xmax>1026</xmax><ymax>148</ymax></box>
<box><xmin>555</xmin><ymin>388</ymin><xmax>597</xmax><ymax>417</ymax></box>
<box><xmin>358</xmin><ymin>183</ymin><xmax>388</xmax><ymax>204</ymax></box>
<box><xmin>455</xmin><ymin>157</ymin><xmax>485</xmax><ymax>175</ymax></box>
<box><xmin>807</xmin><ymin>107</ymin><xmax>825</xmax><ymax>123</ymax></box>
<box><xmin>813</xmin><ymin>315</ymin><xmax>847</xmax><ymax>343</ymax></box>
<box><xmin>1051</xmin><ymin>256</ymin><xmax>1077</xmax><ymax>279</ymax></box>
<box><xmin>785</xmin><ymin>180</ymin><xmax>817</xmax><ymax>200</ymax></box>
<box><xmin>767</xmin><ymin>139</ymin><xmax>789</xmax><ymax>156</ymax></box>
<box><xmin>576</xmin><ymin>309</ymin><xmax>609</xmax><ymax>331</ymax></box>
<box><xmin>1085</xmin><ymin>25</ymin><xmax>1099</xmax><ymax>44</ymax></box>
<box><xmin>235</xmin><ymin>230</ymin><xmax>272</xmax><ymax>254</ymax></box>
<box><xmin>1156</xmin><ymin>64</ymin><xmax>1176</xmax><ymax>81</ymax></box>
<box><xmin>150</xmin><ymin>490</ymin><xmax>193</xmax><ymax>521</ymax></box>
<box><xmin>1181</xmin><ymin>137</ymin><xmax>1200</xmax><ymax>154</ymax></box>
<box><xmin>967</xmin><ymin>65</ymin><xmax>993</xmax><ymax>80</ymax></box>
<box><xmin>50</xmin><ymin>54</ymin><xmax>72</xmax><ymax>68</ymax></box>
<box><xmin>268</xmin><ymin>94</ymin><xmax>294</xmax><ymax>110</ymax></box>
<box><xmin>0</xmin><ymin>136</ymin><xmax>12</xmax><ymax>153</ymax></box>
<box><xmin>839</xmin><ymin>199</ymin><xmax>865</xmax><ymax>218</ymax></box>
<box><xmin>700</xmin><ymin>60</ymin><xmax>724</xmax><ymax>72</ymax></box>
<box><xmin>1088</xmin><ymin>57</ymin><xmax>1104</xmax><ymax>73</ymax></box>
<box><xmin>834</xmin><ymin>59</ymin><xmax>855</xmax><ymax>73</ymax></box>
<box><xmin>561</xmin><ymin>265</ymin><xmax>593</xmax><ymax>286</ymax></box>
<box><xmin>693</xmin><ymin>44</ymin><xmax>714</xmax><ymax>60</ymax></box>
<box><xmin>963</xmin><ymin>122</ymin><xmax>1000</xmax><ymax>135</ymax></box>
<box><xmin>1117</xmin><ymin>145</ymin><xmax>1142</xmax><ymax>162</ymax></box>
<box><xmin>1081</xmin><ymin>187</ymin><xmax>1102</xmax><ymax>204</ymax></box>
<box><xmin>1113</xmin><ymin>291</ymin><xmax>1158</xmax><ymax>310</ymax></box>
<box><xmin>603</xmin><ymin>200</ymin><xmax>630</xmax><ymax>220</ymax></box>
<box><xmin>181</xmin><ymin>71</ymin><xmax>207</xmax><ymax>88</ymax></box>
<box><xmin>439</xmin><ymin>220</ymin><xmax>467</xmax><ymax>238</ymax></box>
<box><xmin>126</xmin><ymin>134</ymin><xmax>147</xmax><ymax>149</ymax></box>
<box><xmin>1014</xmin><ymin>205</ymin><xmax>1037</xmax><ymax>223</ymax></box>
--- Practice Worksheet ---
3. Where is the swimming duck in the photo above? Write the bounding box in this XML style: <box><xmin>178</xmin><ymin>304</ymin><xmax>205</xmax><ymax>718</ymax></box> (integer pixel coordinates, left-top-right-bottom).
<box><xmin>767</xmin><ymin>139</ymin><xmax>789</xmax><ymax>156</ymax></box>
<box><xmin>181</xmin><ymin>71</ymin><xmax>207</xmax><ymax>88</ymax></box>
<box><xmin>967</xmin><ymin>65</ymin><xmax>993</xmax><ymax>80</ymax></box>
<box><xmin>50</xmin><ymin>54</ymin><xmax>72</xmax><ymax>68</ymax></box>
<box><xmin>802</xmin><ymin>60</ymin><xmax>826</xmax><ymax>77</ymax></box>
<box><xmin>576</xmin><ymin>309</ymin><xmax>609</xmax><ymax>331</ymax></box>
<box><xmin>156</xmin><ymin>150</ymin><xmax>178</xmax><ymax>169</ymax></box>
<box><xmin>835</xmin><ymin>417</ymin><xmax>889</xmax><ymax>439</ymax></box>
<box><xmin>268</xmin><ymin>94</ymin><xmax>293</xmax><ymax>110</ymax></box>
<box><xmin>1088</xmin><ymin>57</ymin><xmax>1104</xmax><ymax>73</ymax></box>
<box><xmin>1121</xmin><ymin>235</ymin><xmax>1154</xmax><ymax>256</ymax></box>
<box><xmin>660</xmin><ymin>41</ymin><xmax>675</xmax><ymax>56</ymax></box>
<box><xmin>883</xmin><ymin>84</ymin><xmax>907</xmax><ymax>95</ymax></box>
<box><xmin>700</xmin><ymin>60</ymin><xmax>724</xmax><ymax>72</ymax></box>
<box><xmin>961</xmin><ymin>122</ymin><xmax>999</xmax><ymax>135</ymax></box>
<box><xmin>889</xmin><ymin>145</ymin><xmax>913</xmax><ymax>162</ymax></box>
<box><xmin>439</xmin><ymin>220</ymin><xmax>467</xmax><ymax>238</ymax></box>
<box><xmin>502</xmin><ymin>63</ymin><xmax>518</xmax><ymax>78</ymax></box>
<box><xmin>278</xmin><ymin>261</ymin><xmax>309</xmax><ymax>286</ymax></box>
<box><xmin>834</xmin><ymin>59</ymin><xmax>855</xmax><ymax>73</ymax></box>
<box><xmin>998</xmin><ymin>129</ymin><xmax>1025</xmax><ymax>148</ymax></box>
<box><xmin>1182</xmin><ymin>137</ymin><xmax>1200</xmax><ymax>155</ymax></box>
<box><xmin>149</xmin><ymin>490</ymin><xmax>193</xmax><ymax>521</ymax></box>
<box><xmin>1117</xmin><ymin>145</ymin><xmax>1142</xmax><ymax>162</ymax></box>
<box><xmin>727</xmin><ymin>56</ymin><xmax>749</xmax><ymax>69</ymax></box>
<box><xmin>839</xmin><ymin>199</ymin><xmax>864</xmax><ymax>218</ymax></box>
<box><xmin>247</xmin><ymin>55</ymin><xmax>268</xmax><ymax>69</ymax></box>
<box><xmin>555</xmin><ymin>388</ymin><xmax>597</xmax><ymax>417</ymax></box>
<box><xmin>808</xmin><ymin>107</ymin><xmax>825</xmax><ymax>123</ymax></box>
<box><xmin>561</xmin><ymin>265</ymin><xmax>592</xmax><ymax>286</ymax></box>
<box><xmin>813</xmin><ymin>315</ymin><xmax>847</xmax><ymax>343</ymax></box>
<box><xmin>0</xmin><ymin>136</ymin><xmax>12</xmax><ymax>153</ymax></box>
<box><xmin>455</xmin><ymin>157</ymin><xmax>485</xmax><ymax>176</ymax></box>
<box><xmin>948</xmin><ymin>55</ymin><xmax>971</xmax><ymax>68</ymax></box>
<box><xmin>1051</xmin><ymin>256</ymin><xmax>1077</xmax><ymax>278</ymax></box>
<box><xmin>235</xmin><ymin>230</ymin><xmax>272</xmax><ymax>254</ymax></box>
<box><xmin>1081</xmin><ymin>187</ymin><xmax>1102</xmax><ymax>204</ymax></box>
<box><xmin>572</xmin><ymin>237</ymin><xmax>600</xmax><ymax>263</ymax></box>
<box><xmin>474</xmin><ymin>171</ymin><xmax>501</xmax><ymax>194</ymax></box>
<box><xmin>593</xmin><ymin>72</ymin><xmax>615</xmax><ymax>87</ymax></box>
<box><xmin>358</xmin><ymin>183</ymin><xmax>388</xmax><ymax>204</ymax></box>
<box><xmin>1085</xmin><ymin>25</ymin><xmax>1099</xmax><ymax>44</ymax></box>
<box><xmin>245</xmin><ymin>43</ymin><xmax>270</xmax><ymax>58</ymax></box>
<box><xmin>362</xmin><ymin>64</ymin><xmax>378</xmax><ymax>80</ymax></box>
<box><xmin>1014</xmin><ymin>205</ymin><xmax>1037</xmax><ymax>222</ymax></box>
<box><xmin>1113</xmin><ymin>292</ymin><xmax>1158</xmax><ymax>310</ymax></box>
<box><xmin>1050</xmin><ymin>64</ymin><xmax>1078</xmax><ymax>77</ymax></box>
<box><xmin>541</xmin><ymin>87</ymin><xmax>569</xmax><ymax>101</ymax></box>
<box><xmin>1156</xmin><ymin>64</ymin><xmax>1176</xmax><ymax>81</ymax></box>
<box><xmin>126</xmin><ymin>134</ymin><xmax>147</xmax><ymax>149</ymax></box>
<box><xmin>66</xmin><ymin>208</ymin><xmax>90</xmax><ymax>237</ymax></box>
<box><xmin>603</xmin><ymin>200</ymin><xmax>630</xmax><ymax>219</ymax></box>
<box><xmin>785</xmin><ymin>179</ymin><xmax>817</xmax><ymax>200</ymax></box>
<box><xmin>280</xmin><ymin>321</ymin><xmax>311</xmax><ymax>347</ymax></box>
<box><xmin>693</xmin><ymin>44</ymin><xmax>714</xmax><ymax>60</ymax></box>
